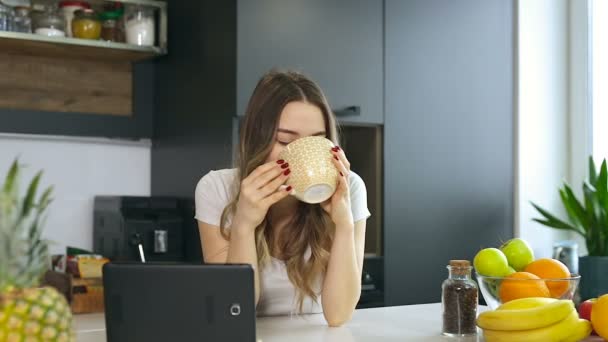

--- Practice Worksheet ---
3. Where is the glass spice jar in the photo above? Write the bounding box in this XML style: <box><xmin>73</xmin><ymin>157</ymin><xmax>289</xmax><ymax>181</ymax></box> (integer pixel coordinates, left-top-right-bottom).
<box><xmin>59</xmin><ymin>1</ymin><xmax>90</xmax><ymax>37</ymax></box>
<box><xmin>124</xmin><ymin>4</ymin><xmax>155</xmax><ymax>46</ymax></box>
<box><xmin>33</xmin><ymin>8</ymin><xmax>65</xmax><ymax>37</ymax></box>
<box><xmin>72</xmin><ymin>8</ymin><xmax>100</xmax><ymax>40</ymax></box>
<box><xmin>12</xmin><ymin>6</ymin><xmax>31</xmax><ymax>33</ymax></box>
<box><xmin>99</xmin><ymin>10</ymin><xmax>124</xmax><ymax>42</ymax></box>
<box><xmin>0</xmin><ymin>2</ymin><xmax>14</xmax><ymax>32</ymax></box>
<box><xmin>441</xmin><ymin>260</ymin><xmax>478</xmax><ymax>337</ymax></box>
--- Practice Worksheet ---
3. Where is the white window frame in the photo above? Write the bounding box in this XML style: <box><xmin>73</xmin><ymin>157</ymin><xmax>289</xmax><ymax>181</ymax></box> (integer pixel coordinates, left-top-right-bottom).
<box><xmin>569</xmin><ymin>0</ymin><xmax>593</xmax><ymax>188</ymax></box>
<box><xmin>591</xmin><ymin>0</ymin><xmax>608</xmax><ymax>163</ymax></box>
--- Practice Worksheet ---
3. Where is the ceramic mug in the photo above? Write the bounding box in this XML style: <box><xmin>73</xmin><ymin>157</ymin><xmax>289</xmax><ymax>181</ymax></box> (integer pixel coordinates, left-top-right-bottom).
<box><xmin>278</xmin><ymin>136</ymin><xmax>339</xmax><ymax>204</ymax></box>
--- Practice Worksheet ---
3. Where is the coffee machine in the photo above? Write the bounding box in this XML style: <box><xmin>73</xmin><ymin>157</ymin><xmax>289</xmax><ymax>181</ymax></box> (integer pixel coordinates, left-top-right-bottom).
<box><xmin>93</xmin><ymin>196</ymin><xmax>202</xmax><ymax>263</ymax></box>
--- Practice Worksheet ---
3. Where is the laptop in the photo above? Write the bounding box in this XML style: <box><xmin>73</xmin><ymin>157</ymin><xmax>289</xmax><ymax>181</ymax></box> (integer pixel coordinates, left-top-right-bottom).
<box><xmin>103</xmin><ymin>263</ymin><xmax>256</xmax><ymax>342</ymax></box>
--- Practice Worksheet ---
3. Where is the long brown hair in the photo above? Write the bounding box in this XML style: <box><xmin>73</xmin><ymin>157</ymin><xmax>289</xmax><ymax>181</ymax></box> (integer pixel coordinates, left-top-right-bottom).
<box><xmin>220</xmin><ymin>70</ymin><xmax>339</xmax><ymax>311</ymax></box>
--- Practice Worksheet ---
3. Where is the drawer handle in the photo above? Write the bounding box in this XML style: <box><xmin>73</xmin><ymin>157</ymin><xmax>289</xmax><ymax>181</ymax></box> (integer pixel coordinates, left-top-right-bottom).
<box><xmin>334</xmin><ymin>106</ymin><xmax>361</xmax><ymax>117</ymax></box>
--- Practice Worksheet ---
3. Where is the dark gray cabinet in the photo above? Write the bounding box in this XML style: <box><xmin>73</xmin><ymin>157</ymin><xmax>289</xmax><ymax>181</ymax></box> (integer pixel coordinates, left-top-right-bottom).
<box><xmin>152</xmin><ymin>0</ymin><xmax>236</xmax><ymax>197</ymax></box>
<box><xmin>384</xmin><ymin>0</ymin><xmax>515</xmax><ymax>305</ymax></box>
<box><xmin>237</xmin><ymin>0</ymin><xmax>383</xmax><ymax>125</ymax></box>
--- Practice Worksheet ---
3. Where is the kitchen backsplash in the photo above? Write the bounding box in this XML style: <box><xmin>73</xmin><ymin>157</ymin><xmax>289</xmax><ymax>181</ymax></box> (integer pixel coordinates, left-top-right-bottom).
<box><xmin>0</xmin><ymin>133</ymin><xmax>151</xmax><ymax>254</ymax></box>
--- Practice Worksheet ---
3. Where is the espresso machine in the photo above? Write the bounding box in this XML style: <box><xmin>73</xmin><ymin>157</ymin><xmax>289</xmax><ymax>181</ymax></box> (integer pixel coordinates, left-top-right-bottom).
<box><xmin>93</xmin><ymin>196</ymin><xmax>202</xmax><ymax>263</ymax></box>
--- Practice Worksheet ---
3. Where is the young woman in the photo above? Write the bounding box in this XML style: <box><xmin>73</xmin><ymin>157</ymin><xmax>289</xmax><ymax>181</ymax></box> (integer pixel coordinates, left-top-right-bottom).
<box><xmin>195</xmin><ymin>70</ymin><xmax>370</xmax><ymax>326</ymax></box>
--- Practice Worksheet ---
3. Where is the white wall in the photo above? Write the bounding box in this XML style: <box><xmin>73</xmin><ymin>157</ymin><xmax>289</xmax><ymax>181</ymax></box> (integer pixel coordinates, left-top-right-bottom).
<box><xmin>517</xmin><ymin>0</ymin><xmax>571</xmax><ymax>258</ymax></box>
<box><xmin>0</xmin><ymin>134</ymin><xmax>151</xmax><ymax>255</ymax></box>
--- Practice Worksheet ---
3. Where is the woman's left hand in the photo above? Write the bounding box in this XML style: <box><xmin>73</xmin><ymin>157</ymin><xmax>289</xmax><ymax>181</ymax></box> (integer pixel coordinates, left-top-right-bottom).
<box><xmin>321</xmin><ymin>146</ymin><xmax>354</xmax><ymax>229</ymax></box>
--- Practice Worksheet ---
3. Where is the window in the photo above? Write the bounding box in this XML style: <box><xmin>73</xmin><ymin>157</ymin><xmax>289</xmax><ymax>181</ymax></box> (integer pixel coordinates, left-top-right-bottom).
<box><xmin>592</xmin><ymin>0</ymin><xmax>608</xmax><ymax>161</ymax></box>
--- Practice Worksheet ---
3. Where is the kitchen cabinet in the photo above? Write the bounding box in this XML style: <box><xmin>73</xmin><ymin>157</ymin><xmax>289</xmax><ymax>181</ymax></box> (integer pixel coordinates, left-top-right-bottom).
<box><xmin>237</xmin><ymin>0</ymin><xmax>383</xmax><ymax>125</ymax></box>
<box><xmin>0</xmin><ymin>62</ymin><xmax>155</xmax><ymax>139</ymax></box>
<box><xmin>384</xmin><ymin>0</ymin><xmax>515</xmax><ymax>306</ymax></box>
<box><xmin>0</xmin><ymin>0</ymin><xmax>167</xmax><ymax>139</ymax></box>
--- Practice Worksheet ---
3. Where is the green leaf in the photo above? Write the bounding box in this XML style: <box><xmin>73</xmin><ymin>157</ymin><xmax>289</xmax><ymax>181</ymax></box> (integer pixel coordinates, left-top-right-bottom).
<box><xmin>2</xmin><ymin>159</ymin><xmax>19</xmax><ymax>195</ymax></box>
<box><xmin>586</xmin><ymin>235</ymin><xmax>598</xmax><ymax>256</ymax></box>
<box><xmin>589</xmin><ymin>156</ymin><xmax>598</xmax><ymax>186</ymax></box>
<box><xmin>38</xmin><ymin>186</ymin><xmax>53</xmax><ymax>212</ymax></box>
<box><xmin>597</xmin><ymin>160</ymin><xmax>608</xmax><ymax>207</ymax></box>
<box><xmin>27</xmin><ymin>216</ymin><xmax>41</xmax><ymax>242</ymax></box>
<box><xmin>582</xmin><ymin>181</ymin><xmax>598</xmax><ymax>221</ymax></box>
<box><xmin>21</xmin><ymin>171</ymin><xmax>41</xmax><ymax>218</ymax></box>
<box><xmin>530</xmin><ymin>202</ymin><xmax>585</xmax><ymax>235</ymax></box>
<box><xmin>532</xmin><ymin>218</ymin><xmax>585</xmax><ymax>236</ymax></box>
<box><xmin>562</xmin><ymin>184</ymin><xmax>590</xmax><ymax>230</ymax></box>
<box><xmin>559</xmin><ymin>189</ymin><xmax>583</xmax><ymax>229</ymax></box>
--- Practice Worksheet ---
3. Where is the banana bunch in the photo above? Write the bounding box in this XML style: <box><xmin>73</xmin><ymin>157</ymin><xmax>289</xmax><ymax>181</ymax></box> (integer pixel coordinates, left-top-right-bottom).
<box><xmin>477</xmin><ymin>297</ymin><xmax>592</xmax><ymax>342</ymax></box>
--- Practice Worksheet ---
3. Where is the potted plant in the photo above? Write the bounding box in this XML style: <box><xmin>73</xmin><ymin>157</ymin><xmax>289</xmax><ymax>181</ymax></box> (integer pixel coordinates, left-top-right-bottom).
<box><xmin>531</xmin><ymin>156</ymin><xmax>608</xmax><ymax>300</ymax></box>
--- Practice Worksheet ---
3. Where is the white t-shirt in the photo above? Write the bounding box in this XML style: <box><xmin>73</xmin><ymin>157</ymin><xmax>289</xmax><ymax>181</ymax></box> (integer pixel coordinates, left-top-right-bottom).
<box><xmin>194</xmin><ymin>168</ymin><xmax>370</xmax><ymax>316</ymax></box>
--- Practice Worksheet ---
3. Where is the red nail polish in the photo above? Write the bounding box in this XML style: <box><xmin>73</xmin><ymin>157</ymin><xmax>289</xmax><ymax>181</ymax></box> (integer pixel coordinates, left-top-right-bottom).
<box><xmin>334</xmin><ymin>156</ymin><xmax>339</xmax><ymax>160</ymax></box>
<box><xmin>277</xmin><ymin>159</ymin><xmax>285</xmax><ymax>164</ymax></box>
<box><xmin>340</xmin><ymin>171</ymin><xmax>344</xmax><ymax>176</ymax></box>
<box><xmin>331</xmin><ymin>147</ymin><xmax>338</xmax><ymax>152</ymax></box>
<box><xmin>336</xmin><ymin>146</ymin><xmax>341</xmax><ymax>151</ymax></box>
<box><xmin>286</xmin><ymin>186</ymin><xmax>292</xmax><ymax>191</ymax></box>
<box><xmin>281</xmin><ymin>163</ymin><xmax>289</xmax><ymax>169</ymax></box>
<box><xmin>284</xmin><ymin>169</ymin><xmax>291</xmax><ymax>175</ymax></box>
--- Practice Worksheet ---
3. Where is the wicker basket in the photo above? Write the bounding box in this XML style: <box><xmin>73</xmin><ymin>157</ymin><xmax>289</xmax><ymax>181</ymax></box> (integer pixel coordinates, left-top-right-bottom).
<box><xmin>42</xmin><ymin>271</ymin><xmax>105</xmax><ymax>314</ymax></box>
<box><xmin>71</xmin><ymin>278</ymin><xmax>105</xmax><ymax>314</ymax></box>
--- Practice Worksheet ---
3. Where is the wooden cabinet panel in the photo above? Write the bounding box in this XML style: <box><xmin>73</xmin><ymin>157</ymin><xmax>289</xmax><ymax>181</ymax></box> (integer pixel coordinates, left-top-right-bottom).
<box><xmin>0</xmin><ymin>54</ymin><xmax>132</xmax><ymax>116</ymax></box>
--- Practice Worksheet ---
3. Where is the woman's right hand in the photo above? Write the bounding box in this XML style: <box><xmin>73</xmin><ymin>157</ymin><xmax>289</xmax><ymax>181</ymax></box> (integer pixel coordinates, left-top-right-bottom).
<box><xmin>232</xmin><ymin>160</ymin><xmax>292</xmax><ymax>230</ymax></box>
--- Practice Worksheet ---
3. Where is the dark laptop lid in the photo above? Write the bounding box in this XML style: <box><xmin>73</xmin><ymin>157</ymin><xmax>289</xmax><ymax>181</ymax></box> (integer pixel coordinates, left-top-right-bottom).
<box><xmin>103</xmin><ymin>263</ymin><xmax>256</xmax><ymax>342</ymax></box>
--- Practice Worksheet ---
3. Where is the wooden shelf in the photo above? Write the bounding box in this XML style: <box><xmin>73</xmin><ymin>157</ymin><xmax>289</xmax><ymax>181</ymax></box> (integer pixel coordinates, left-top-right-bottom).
<box><xmin>0</xmin><ymin>31</ymin><xmax>166</xmax><ymax>62</ymax></box>
<box><xmin>0</xmin><ymin>0</ymin><xmax>167</xmax><ymax>116</ymax></box>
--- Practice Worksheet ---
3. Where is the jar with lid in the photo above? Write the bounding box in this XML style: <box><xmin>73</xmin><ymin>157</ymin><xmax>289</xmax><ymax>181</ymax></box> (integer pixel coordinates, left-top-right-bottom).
<box><xmin>124</xmin><ymin>5</ymin><xmax>155</xmax><ymax>46</ymax></box>
<box><xmin>72</xmin><ymin>8</ymin><xmax>100</xmax><ymax>40</ymax></box>
<box><xmin>100</xmin><ymin>9</ymin><xmax>124</xmax><ymax>42</ymax></box>
<box><xmin>33</xmin><ymin>8</ymin><xmax>65</xmax><ymax>37</ymax></box>
<box><xmin>12</xmin><ymin>6</ymin><xmax>31</xmax><ymax>33</ymax></box>
<box><xmin>0</xmin><ymin>2</ymin><xmax>14</xmax><ymax>32</ymax></box>
<box><xmin>441</xmin><ymin>260</ymin><xmax>478</xmax><ymax>337</ymax></box>
<box><xmin>59</xmin><ymin>1</ymin><xmax>90</xmax><ymax>37</ymax></box>
<box><xmin>30</xmin><ymin>1</ymin><xmax>48</xmax><ymax>12</ymax></box>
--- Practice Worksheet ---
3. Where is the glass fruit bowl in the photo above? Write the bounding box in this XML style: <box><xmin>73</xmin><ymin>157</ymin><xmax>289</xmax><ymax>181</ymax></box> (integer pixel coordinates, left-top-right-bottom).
<box><xmin>475</xmin><ymin>273</ymin><xmax>581</xmax><ymax>310</ymax></box>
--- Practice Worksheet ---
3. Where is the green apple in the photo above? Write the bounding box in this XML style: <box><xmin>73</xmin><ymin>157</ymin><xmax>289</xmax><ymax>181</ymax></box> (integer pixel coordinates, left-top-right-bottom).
<box><xmin>500</xmin><ymin>238</ymin><xmax>535</xmax><ymax>271</ymax></box>
<box><xmin>473</xmin><ymin>248</ymin><xmax>510</xmax><ymax>277</ymax></box>
<box><xmin>507</xmin><ymin>266</ymin><xmax>516</xmax><ymax>275</ymax></box>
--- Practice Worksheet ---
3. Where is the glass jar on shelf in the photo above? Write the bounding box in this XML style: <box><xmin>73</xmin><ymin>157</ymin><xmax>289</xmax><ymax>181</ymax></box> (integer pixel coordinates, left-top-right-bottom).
<box><xmin>12</xmin><ymin>6</ymin><xmax>31</xmax><ymax>33</ymax></box>
<box><xmin>124</xmin><ymin>5</ymin><xmax>155</xmax><ymax>46</ymax></box>
<box><xmin>72</xmin><ymin>8</ymin><xmax>100</xmax><ymax>40</ymax></box>
<box><xmin>100</xmin><ymin>9</ymin><xmax>124</xmax><ymax>42</ymax></box>
<box><xmin>0</xmin><ymin>2</ymin><xmax>14</xmax><ymax>32</ymax></box>
<box><xmin>33</xmin><ymin>8</ymin><xmax>65</xmax><ymax>37</ymax></box>
<box><xmin>58</xmin><ymin>1</ymin><xmax>90</xmax><ymax>37</ymax></box>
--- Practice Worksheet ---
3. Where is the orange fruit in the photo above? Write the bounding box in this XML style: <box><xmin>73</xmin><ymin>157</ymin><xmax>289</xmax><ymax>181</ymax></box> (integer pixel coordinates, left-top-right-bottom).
<box><xmin>524</xmin><ymin>258</ymin><xmax>571</xmax><ymax>297</ymax></box>
<box><xmin>591</xmin><ymin>294</ymin><xmax>608</xmax><ymax>340</ymax></box>
<box><xmin>498</xmin><ymin>271</ymin><xmax>551</xmax><ymax>303</ymax></box>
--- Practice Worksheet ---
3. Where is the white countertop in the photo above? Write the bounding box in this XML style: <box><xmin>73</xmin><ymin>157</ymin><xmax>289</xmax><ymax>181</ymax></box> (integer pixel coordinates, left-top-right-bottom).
<box><xmin>73</xmin><ymin>303</ymin><xmax>604</xmax><ymax>342</ymax></box>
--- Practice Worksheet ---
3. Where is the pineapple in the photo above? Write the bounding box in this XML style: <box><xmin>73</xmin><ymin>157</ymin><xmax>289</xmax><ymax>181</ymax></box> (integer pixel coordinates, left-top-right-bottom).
<box><xmin>0</xmin><ymin>160</ymin><xmax>74</xmax><ymax>341</ymax></box>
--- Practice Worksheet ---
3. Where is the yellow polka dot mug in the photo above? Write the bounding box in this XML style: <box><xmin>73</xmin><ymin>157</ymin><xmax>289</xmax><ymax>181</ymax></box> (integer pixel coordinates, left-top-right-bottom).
<box><xmin>278</xmin><ymin>136</ymin><xmax>339</xmax><ymax>204</ymax></box>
